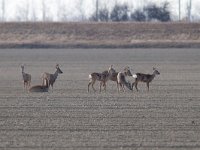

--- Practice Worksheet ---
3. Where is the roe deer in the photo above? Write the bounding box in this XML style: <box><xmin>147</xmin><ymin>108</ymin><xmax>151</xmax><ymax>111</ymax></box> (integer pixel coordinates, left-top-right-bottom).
<box><xmin>117</xmin><ymin>67</ymin><xmax>133</xmax><ymax>92</ymax></box>
<box><xmin>41</xmin><ymin>64</ymin><xmax>63</xmax><ymax>90</ymax></box>
<box><xmin>29</xmin><ymin>78</ymin><xmax>49</xmax><ymax>93</ymax></box>
<box><xmin>88</xmin><ymin>65</ymin><xmax>116</xmax><ymax>93</ymax></box>
<box><xmin>21</xmin><ymin>65</ymin><xmax>31</xmax><ymax>90</ymax></box>
<box><xmin>132</xmin><ymin>67</ymin><xmax>160</xmax><ymax>91</ymax></box>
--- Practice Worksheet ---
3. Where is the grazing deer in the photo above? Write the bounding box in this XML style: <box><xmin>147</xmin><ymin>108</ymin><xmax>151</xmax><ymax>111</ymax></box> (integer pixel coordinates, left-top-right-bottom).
<box><xmin>117</xmin><ymin>67</ymin><xmax>133</xmax><ymax>92</ymax></box>
<box><xmin>21</xmin><ymin>65</ymin><xmax>31</xmax><ymax>90</ymax></box>
<box><xmin>29</xmin><ymin>78</ymin><xmax>49</xmax><ymax>93</ymax></box>
<box><xmin>41</xmin><ymin>64</ymin><xmax>63</xmax><ymax>90</ymax></box>
<box><xmin>132</xmin><ymin>67</ymin><xmax>160</xmax><ymax>91</ymax></box>
<box><xmin>88</xmin><ymin>65</ymin><xmax>116</xmax><ymax>93</ymax></box>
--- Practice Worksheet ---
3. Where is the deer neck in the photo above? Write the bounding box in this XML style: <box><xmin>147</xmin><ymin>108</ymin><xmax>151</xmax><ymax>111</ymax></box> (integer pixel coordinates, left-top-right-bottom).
<box><xmin>53</xmin><ymin>70</ymin><xmax>59</xmax><ymax>79</ymax></box>
<box><xmin>21</xmin><ymin>68</ymin><xmax>24</xmax><ymax>74</ymax></box>
<box><xmin>124</xmin><ymin>72</ymin><xmax>127</xmax><ymax>76</ymax></box>
<box><xmin>151</xmin><ymin>73</ymin><xmax>156</xmax><ymax>80</ymax></box>
<box><xmin>22</xmin><ymin>70</ymin><xmax>26</xmax><ymax>76</ymax></box>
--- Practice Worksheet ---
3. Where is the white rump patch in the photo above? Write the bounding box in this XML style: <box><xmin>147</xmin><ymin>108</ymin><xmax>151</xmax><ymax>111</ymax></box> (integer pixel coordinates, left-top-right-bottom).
<box><xmin>89</xmin><ymin>74</ymin><xmax>92</xmax><ymax>79</ymax></box>
<box><xmin>132</xmin><ymin>74</ymin><xmax>137</xmax><ymax>78</ymax></box>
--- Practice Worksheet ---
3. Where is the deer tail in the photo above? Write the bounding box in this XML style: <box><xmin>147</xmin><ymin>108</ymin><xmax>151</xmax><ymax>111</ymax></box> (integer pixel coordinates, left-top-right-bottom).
<box><xmin>89</xmin><ymin>74</ymin><xmax>92</xmax><ymax>79</ymax></box>
<box><xmin>132</xmin><ymin>74</ymin><xmax>137</xmax><ymax>78</ymax></box>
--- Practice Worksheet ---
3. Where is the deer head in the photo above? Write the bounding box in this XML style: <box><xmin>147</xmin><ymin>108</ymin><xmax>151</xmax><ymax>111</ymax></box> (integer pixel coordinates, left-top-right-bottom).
<box><xmin>56</xmin><ymin>64</ymin><xmax>63</xmax><ymax>74</ymax></box>
<box><xmin>153</xmin><ymin>67</ymin><xmax>160</xmax><ymax>75</ymax></box>
<box><xmin>108</xmin><ymin>65</ymin><xmax>116</xmax><ymax>75</ymax></box>
<box><xmin>124</xmin><ymin>67</ymin><xmax>132</xmax><ymax>76</ymax></box>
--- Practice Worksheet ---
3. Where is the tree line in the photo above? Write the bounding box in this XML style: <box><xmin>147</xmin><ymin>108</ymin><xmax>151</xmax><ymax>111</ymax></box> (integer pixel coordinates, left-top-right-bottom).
<box><xmin>0</xmin><ymin>0</ymin><xmax>193</xmax><ymax>22</ymax></box>
<box><xmin>90</xmin><ymin>2</ymin><xmax>171</xmax><ymax>22</ymax></box>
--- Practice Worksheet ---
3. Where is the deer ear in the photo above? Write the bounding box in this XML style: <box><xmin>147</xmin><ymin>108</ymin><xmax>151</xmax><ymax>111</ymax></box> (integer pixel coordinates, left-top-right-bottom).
<box><xmin>56</xmin><ymin>64</ymin><xmax>59</xmax><ymax>68</ymax></box>
<box><xmin>153</xmin><ymin>67</ymin><xmax>156</xmax><ymax>70</ymax></box>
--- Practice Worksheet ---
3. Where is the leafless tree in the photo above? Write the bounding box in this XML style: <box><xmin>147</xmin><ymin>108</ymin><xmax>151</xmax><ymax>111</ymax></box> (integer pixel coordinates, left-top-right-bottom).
<box><xmin>30</xmin><ymin>0</ymin><xmax>37</xmax><ymax>21</ymax></box>
<box><xmin>96</xmin><ymin>0</ymin><xmax>99</xmax><ymax>21</ymax></box>
<box><xmin>179</xmin><ymin>0</ymin><xmax>181</xmax><ymax>21</ymax></box>
<box><xmin>57</xmin><ymin>0</ymin><xmax>68</xmax><ymax>21</ymax></box>
<box><xmin>15</xmin><ymin>0</ymin><xmax>30</xmax><ymax>21</ymax></box>
<box><xmin>42</xmin><ymin>0</ymin><xmax>46</xmax><ymax>21</ymax></box>
<box><xmin>186</xmin><ymin>0</ymin><xmax>192</xmax><ymax>22</ymax></box>
<box><xmin>1</xmin><ymin>0</ymin><xmax>5</xmax><ymax>21</ymax></box>
<box><xmin>76</xmin><ymin>0</ymin><xmax>85</xmax><ymax>21</ymax></box>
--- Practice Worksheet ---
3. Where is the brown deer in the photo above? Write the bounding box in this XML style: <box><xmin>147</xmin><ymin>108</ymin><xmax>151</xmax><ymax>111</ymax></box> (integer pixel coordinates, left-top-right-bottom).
<box><xmin>132</xmin><ymin>67</ymin><xmax>160</xmax><ymax>91</ymax></box>
<box><xmin>29</xmin><ymin>78</ymin><xmax>49</xmax><ymax>93</ymax></box>
<box><xmin>117</xmin><ymin>67</ymin><xmax>133</xmax><ymax>92</ymax></box>
<box><xmin>88</xmin><ymin>65</ymin><xmax>116</xmax><ymax>93</ymax></box>
<box><xmin>41</xmin><ymin>64</ymin><xmax>63</xmax><ymax>90</ymax></box>
<box><xmin>21</xmin><ymin>65</ymin><xmax>31</xmax><ymax>90</ymax></box>
<box><xmin>108</xmin><ymin>66</ymin><xmax>133</xmax><ymax>92</ymax></box>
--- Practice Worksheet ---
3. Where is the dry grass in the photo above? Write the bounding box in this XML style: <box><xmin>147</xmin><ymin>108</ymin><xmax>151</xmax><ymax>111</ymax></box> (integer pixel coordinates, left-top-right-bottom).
<box><xmin>0</xmin><ymin>22</ymin><xmax>200</xmax><ymax>48</ymax></box>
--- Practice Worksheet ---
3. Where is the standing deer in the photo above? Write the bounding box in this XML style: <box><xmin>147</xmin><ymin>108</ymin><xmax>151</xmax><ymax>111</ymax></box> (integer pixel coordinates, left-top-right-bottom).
<box><xmin>117</xmin><ymin>67</ymin><xmax>133</xmax><ymax>92</ymax></box>
<box><xmin>29</xmin><ymin>78</ymin><xmax>49</xmax><ymax>93</ymax></box>
<box><xmin>132</xmin><ymin>67</ymin><xmax>160</xmax><ymax>91</ymax></box>
<box><xmin>41</xmin><ymin>64</ymin><xmax>63</xmax><ymax>90</ymax></box>
<box><xmin>88</xmin><ymin>65</ymin><xmax>116</xmax><ymax>93</ymax></box>
<box><xmin>21</xmin><ymin>65</ymin><xmax>31</xmax><ymax>90</ymax></box>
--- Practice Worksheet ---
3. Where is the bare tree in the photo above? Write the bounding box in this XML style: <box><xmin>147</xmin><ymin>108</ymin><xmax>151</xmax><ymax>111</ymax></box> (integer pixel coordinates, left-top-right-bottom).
<box><xmin>30</xmin><ymin>0</ymin><xmax>37</xmax><ymax>21</ymax></box>
<box><xmin>25</xmin><ymin>0</ymin><xmax>29</xmax><ymax>21</ymax></box>
<box><xmin>57</xmin><ymin>0</ymin><xmax>68</xmax><ymax>21</ymax></box>
<box><xmin>42</xmin><ymin>0</ymin><xmax>46</xmax><ymax>21</ymax></box>
<box><xmin>110</xmin><ymin>3</ymin><xmax>129</xmax><ymax>22</ymax></box>
<box><xmin>15</xmin><ymin>0</ymin><xmax>30</xmax><ymax>21</ymax></box>
<box><xmin>179</xmin><ymin>0</ymin><xmax>181</xmax><ymax>21</ymax></box>
<box><xmin>1</xmin><ymin>0</ymin><xmax>5</xmax><ymax>21</ymax></box>
<box><xmin>186</xmin><ymin>0</ymin><xmax>192</xmax><ymax>22</ymax></box>
<box><xmin>96</xmin><ymin>0</ymin><xmax>99</xmax><ymax>21</ymax></box>
<box><xmin>77</xmin><ymin>0</ymin><xmax>85</xmax><ymax>21</ymax></box>
<box><xmin>90</xmin><ymin>7</ymin><xmax>109</xmax><ymax>22</ymax></box>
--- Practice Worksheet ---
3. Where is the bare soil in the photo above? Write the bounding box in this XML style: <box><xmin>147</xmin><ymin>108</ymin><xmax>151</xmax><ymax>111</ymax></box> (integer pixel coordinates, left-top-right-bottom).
<box><xmin>0</xmin><ymin>22</ymin><xmax>200</xmax><ymax>48</ymax></box>
<box><xmin>0</xmin><ymin>48</ymin><xmax>200</xmax><ymax>149</ymax></box>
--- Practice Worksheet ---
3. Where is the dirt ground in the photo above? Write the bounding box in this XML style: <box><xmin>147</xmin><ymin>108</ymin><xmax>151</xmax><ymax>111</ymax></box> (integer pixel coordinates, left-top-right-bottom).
<box><xmin>0</xmin><ymin>48</ymin><xmax>200</xmax><ymax>150</ymax></box>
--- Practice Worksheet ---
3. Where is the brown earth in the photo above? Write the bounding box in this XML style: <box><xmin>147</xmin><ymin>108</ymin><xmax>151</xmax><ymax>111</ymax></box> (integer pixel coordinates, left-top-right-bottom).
<box><xmin>0</xmin><ymin>22</ymin><xmax>200</xmax><ymax>48</ymax></box>
<box><xmin>0</xmin><ymin>48</ymin><xmax>200</xmax><ymax>149</ymax></box>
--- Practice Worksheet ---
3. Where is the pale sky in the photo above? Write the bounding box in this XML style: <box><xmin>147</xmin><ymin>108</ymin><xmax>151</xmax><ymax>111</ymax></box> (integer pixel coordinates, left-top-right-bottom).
<box><xmin>1</xmin><ymin>0</ymin><xmax>200</xmax><ymax>21</ymax></box>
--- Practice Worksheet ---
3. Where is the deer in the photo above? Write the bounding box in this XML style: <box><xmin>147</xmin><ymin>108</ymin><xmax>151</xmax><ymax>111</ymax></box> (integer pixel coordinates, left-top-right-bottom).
<box><xmin>117</xmin><ymin>67</ymin><xmax>133</xmax><ymax>92</ymax></box>
<box><xmin>21</xmin><ymin>65</ymin><xmax>31</xmax><ymax>90</ymax></box>
<box><xmin>132</xmin><ymin>67</ymin><xmax>160</xmax><ymax>91</ymax></box>
<box><xmin>88</xmin><ymin>65</ymin><xmax>116</xmax><ymax>93</ymax></box>
<box><xmin>29</xmin><ymin>78</ymin><xmax>49</xmax><ymax>93</ymax></box>
<box><xmin>41</xmin><ymin>64</ymin><xmax>63</xmax><ymax>91</ymax></box>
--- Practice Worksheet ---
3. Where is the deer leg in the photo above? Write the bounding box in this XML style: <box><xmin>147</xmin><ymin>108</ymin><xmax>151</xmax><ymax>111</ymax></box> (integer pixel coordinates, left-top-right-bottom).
<box><xmin>99</xmin><ymin>82</ymin><xmax>102</xmax><ymax>93</ymax></box>
<box><xmin>117</xmin><ymin>82</ymin><xmax>122</xmax><ymax>93</ymax></box>
<box><xmin>122</xmin><ymin>84</ymin><xmax>125</xmax><ymax>92</ymax></box>
<box><xmin>122</xmin><ymin>84</ymin><xmax>126</xmax><ymax>92</ymax></box>
<box><xmin>118</xmin><ymin>83</ymin><xmax>123</xmax><ymax>92</ymax></box>
<box><xmin>88</xmin><ymin>82</ymin><xmax>92</xmax><ymax>92</ymax></box>
<box><xmin>135</xmin><ymin>82</ymin><xmax>139</xmax><ymax>92</ymax></box>
<box><xmin>24</xmin><ymin>82</ymin><xmax>27</xmax><ymax>90</ymax></box>
<box><xmin>132</xmin><ymin>82</ymin><xmax>135</xmax><ymax>91</ymax></box>
<box><xmin>146</xmin><ymin>82</ymin><xmax>149</xmax><ymax>91</ymax></box>
<box><xmin>103</xmin><ymin>82</ymin><xmax>106</xmax><ymax>92</ymax></box>
<box><xmin>117</xmin><ymin>82</ymin><xmax>120</xmax><ymax>93</ymax></box>
<box><xmin>51</xmin><ymin>83</ymin><xmax>54</xmax><ymax>90</ymax></box>
<box><xmin>91</xmin><ymin>80</ymin><xmax>96</xmax><ymax>92</ymax></box>
<box><xmin>42</xmin><ymin>78</ymin><xmax>45</xmax><ymax>86</ymax></box>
